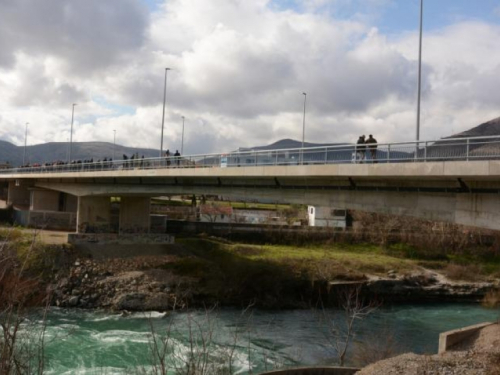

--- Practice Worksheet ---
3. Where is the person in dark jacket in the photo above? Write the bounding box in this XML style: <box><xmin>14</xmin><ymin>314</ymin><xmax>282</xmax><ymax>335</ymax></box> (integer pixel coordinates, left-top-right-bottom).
<box><xmin>366</xmin><ymin>134</ymin><xmax>378</xmax><ymax>162</ymax></box>
<box><xmin>174</xmin><ymin>150</ymin><xmax>181</xmax><ymax>166</ymax></box>
<box><xmin>356</xmin><ymin>135</ymin><xmax>366</xmax><ymax>163</ymax></box>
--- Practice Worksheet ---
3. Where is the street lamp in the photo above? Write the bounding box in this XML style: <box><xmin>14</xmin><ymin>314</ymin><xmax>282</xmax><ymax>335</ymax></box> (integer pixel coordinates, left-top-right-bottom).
<box><xmin>301</xmin><ymin>92</ymin><xmax>307</xmax><ymax>164</ymax></box>
<box><xmin>416</xmin><ymin>0</ymin><xmax>423</xmax><ymax>142</ymax></box>
<box><xmin>68</xmin><ymin>103</ymin><xmax>77</xmax><ymax>163</ymax></box>
<box><xmin>181</xmin><ymin>116</ymin><xmax>185</xmax><ymax>155</ymax></box>
<box><xmin>113</xmin><ymin>129</ymin><xmax>116</xmax><ymax>160</ymax></box>
<box><xmin>159</xmin><ymin>67</ymin><xmax>171</xmax><ymax>157</ymax></box>
<box><xmin>23</xmin><ymin>122</ymin><xmax>29</xmax><ymax>165</ymax></box>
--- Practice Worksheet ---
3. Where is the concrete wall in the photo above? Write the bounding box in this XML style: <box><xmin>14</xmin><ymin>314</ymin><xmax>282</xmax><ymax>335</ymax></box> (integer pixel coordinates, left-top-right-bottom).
<box><xmin>7</xmin><ymin>180</ymin><xmax>30</xmax><ymax>208</ymax></box>
<box><xmin>64</xmin><ymin>194</ymin><xmax>78</xmax><ymax>213</ymax></box>
<box><xmin>13</xmin><ymin>210</ymin><xmax>76</xmax><ymax>230</ymax></box>
<box><xmin>77</xmin><ymin>196</ymin><xmax>111</xmax><ymax>233</ymax></box>
<box><xmin>438</xmin><ymin>322</ymin><xmax>495</xmax><ymax>354</ymax></box>
<box><xmin>30</xmin><ymin>189</ymin><xmax>60</xmax><ymax>211</ymax></box>
<box><xmin>119</xmin><ymin>197</ymin><xmax>150</xmax><ymax>234</ymax></box>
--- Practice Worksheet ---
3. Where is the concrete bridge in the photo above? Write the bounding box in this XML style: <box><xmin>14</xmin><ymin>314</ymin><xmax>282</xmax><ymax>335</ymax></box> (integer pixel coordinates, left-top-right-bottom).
<box><xmin>1</xmin><ymin>136</ymin><xmax>500</xmax><ymax>232</ymax></box>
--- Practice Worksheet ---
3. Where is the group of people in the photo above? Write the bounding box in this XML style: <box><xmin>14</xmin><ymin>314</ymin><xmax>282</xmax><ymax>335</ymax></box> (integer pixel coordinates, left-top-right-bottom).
<box><xmin>164</xmin><ymin>149</ymin><xmax>181</xmax><ymax>166</ymax></box>
<box><xmin>356</xmin><ymin>134</ymin><xmax>378</xmax><ymax>163</ymax></box>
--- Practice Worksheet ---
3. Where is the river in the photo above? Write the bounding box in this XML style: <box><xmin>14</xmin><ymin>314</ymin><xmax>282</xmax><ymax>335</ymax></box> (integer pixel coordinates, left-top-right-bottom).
<box><xmin>25</xmin><ymin>304</ymin><xmax>497</xmax><ymax>374</ymax></box>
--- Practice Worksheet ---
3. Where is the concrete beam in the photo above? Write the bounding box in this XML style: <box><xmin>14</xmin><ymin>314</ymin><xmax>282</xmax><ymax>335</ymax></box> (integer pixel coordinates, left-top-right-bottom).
<box><xmin>4</xmin><ymin>160</ymin><xmax>500</xmax><ymax>180</ymax></box>
<box><xmin>119</xmin><ymin>197</ymin><xmax>150</xmax><ymax>234</ymax></box>
<box><xmin>76</xmin><ymin>196</ymin><xmax>111</xmax><ymax>233</ymax></box>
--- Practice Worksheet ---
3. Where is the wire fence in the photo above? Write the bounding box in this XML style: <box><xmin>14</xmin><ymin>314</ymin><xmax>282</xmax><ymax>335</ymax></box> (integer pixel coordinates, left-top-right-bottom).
<box><xmin>2</xmin><ymin>135</ymin><xmax>500</xmax><ymax>175</ymax></box>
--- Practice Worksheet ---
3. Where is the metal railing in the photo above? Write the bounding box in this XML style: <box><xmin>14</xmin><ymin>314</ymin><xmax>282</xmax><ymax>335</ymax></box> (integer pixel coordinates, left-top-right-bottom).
<box><xmin>2</xmin><ymin>135</ymin><xmax>500</xmax><ymax>175</ymax></box>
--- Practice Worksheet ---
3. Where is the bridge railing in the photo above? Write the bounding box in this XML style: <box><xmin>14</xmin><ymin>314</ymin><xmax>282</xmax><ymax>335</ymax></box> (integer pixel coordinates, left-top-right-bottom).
<box><xmin>3</xmin><ymin>135</ymin><xmax>500</xmax><ymax>175</ymax></box>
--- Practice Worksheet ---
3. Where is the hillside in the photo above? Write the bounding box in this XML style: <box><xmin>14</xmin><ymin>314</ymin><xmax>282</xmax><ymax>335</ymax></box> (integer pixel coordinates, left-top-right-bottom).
<box><xmin>448</xmin><ymin>116</ymin><xmax>500</xmax><ymax>138</ymax></box>
<box><xmin>0</xmin><ymin>142</ymin><xmax>160</xmax><ymax>167</ymax></box>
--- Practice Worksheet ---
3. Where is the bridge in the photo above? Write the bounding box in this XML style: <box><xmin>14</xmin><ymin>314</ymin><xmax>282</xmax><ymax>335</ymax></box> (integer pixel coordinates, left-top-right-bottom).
<box><xmin>1</xmin><ymin>135</ymin><xmax>500</xmax><ymax>234</ymax></box>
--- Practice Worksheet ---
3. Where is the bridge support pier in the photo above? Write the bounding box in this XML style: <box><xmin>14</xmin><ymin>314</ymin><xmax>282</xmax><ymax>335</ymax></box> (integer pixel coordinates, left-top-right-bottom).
<box><xmin>7</xmin><ymin>180</ymin><xmax>30</xmax><ymax>209</ymax></box>
<box><xmin>77</xmin><ymin>196</ymin><xmax>111</xmax><ymax>233</ymax></box>
<box><xmin>119</xmin><ymin>197</ymin><xmax>150</xmax><ymax>234</ymax></box>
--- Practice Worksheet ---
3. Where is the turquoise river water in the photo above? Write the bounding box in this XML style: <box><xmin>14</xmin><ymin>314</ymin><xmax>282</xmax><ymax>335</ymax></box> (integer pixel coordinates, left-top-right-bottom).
<box><xmin>23</xmin><ymin>304</ymin><xmax>498</xmax><ymax>374</ymax></box>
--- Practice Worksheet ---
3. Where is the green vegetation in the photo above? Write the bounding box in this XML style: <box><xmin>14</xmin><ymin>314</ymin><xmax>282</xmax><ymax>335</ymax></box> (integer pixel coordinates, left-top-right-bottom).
<box><xmin>173</xmin><ymin>237</ymin><xmax>500</xmax><ymax>284</ymax></box>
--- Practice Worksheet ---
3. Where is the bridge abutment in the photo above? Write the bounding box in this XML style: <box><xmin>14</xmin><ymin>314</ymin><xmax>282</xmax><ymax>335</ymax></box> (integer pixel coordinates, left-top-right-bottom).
<box><xmin>77</xmin><ymin>196</ymin><xmax>112</xmax><ymax>233</ymax></box>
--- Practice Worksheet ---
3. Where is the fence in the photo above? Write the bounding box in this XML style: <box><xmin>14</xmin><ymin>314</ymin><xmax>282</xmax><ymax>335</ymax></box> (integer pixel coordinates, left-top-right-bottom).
<box><xmin>2</xmin><ymin>135</ymin><xmax>500</xmax><ymax>175</ymax></box>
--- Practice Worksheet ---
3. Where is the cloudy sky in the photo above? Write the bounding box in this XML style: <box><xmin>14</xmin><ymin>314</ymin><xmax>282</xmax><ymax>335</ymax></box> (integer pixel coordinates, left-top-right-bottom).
<box><xmin>1</xmin><ymin>0</ymin><xmax>500</xmax><ymax>155</ymax></box>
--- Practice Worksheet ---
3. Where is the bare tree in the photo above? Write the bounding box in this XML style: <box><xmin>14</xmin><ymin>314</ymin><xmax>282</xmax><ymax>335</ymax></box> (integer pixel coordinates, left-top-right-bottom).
<box><xmin>319</xmin><ymin>285</ymin><xmax>379</xmax><ymax>367</ymax></box>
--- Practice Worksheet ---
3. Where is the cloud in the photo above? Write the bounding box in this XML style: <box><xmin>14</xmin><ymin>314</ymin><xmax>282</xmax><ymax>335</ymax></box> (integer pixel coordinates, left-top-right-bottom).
<box><xmin>0</xmin><ymin>0</ymin><xmax>499</xmax><ymax>159</ymax></box>
<box><xmin>0</xmin><ymin>0</ymin><xmax>148</xmax><ymax>74</ymax></box>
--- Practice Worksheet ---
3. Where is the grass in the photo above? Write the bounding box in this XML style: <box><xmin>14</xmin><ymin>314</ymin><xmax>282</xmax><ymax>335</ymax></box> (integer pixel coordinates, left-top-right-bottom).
<box><xmin>177</xmin><ymin>238</ymin><xmax>418</xmax><ymax>278</ymax></box>
<box><xmin>175</xmin><ymin>237</ymin><xmax>500</xmax><ymax>283</ymax></box>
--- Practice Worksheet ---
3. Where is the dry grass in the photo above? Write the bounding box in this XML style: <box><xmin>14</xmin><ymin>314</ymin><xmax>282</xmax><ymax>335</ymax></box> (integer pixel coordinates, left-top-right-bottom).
<box><xmin>444</xmin><ymin>263</ymin><xmax>485</xmax><ymax>282</ymax></box>
<box><xmin>482</xmin><ymin>289</ymin><xmax>500</xmax><ymax>308</ymax></box>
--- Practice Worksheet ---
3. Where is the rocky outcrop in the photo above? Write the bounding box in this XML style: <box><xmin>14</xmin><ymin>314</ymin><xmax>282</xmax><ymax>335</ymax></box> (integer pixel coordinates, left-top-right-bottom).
<box><xmin>363</xmin><ymin>272</ymin><xmax>498</xmax><ymax>302</ymax></box>
<box><xmin>49</xmin><ymin>257</ymin><xmax>194</xmax><ymax>311</ymax></box>
<box><xmin>48</xmin><ymin>256</ymin><xmax>499</xmax><ymax>311</ymax></box>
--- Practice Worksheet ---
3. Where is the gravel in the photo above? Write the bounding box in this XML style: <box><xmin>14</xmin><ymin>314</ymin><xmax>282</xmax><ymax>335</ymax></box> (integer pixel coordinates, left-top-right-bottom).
<box><xmin>357</xmin><ymin>324</ymin><xmax>500</xmax><ymax>375</ymax></box>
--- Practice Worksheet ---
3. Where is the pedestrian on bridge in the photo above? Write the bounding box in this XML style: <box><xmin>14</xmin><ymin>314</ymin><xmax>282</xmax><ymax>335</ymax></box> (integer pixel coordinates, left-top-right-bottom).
<box><xmin>366</xmin><ymin>134</ymin><xmax>378</xmax><ymax>162</ymax></box>
<box><xmin>165</xmin><ymin>149</ymin><xmax>171</xmax><ymax>167</ymax></box>
<box><xmin>174</xmin><ymin>150</ymin><xmax>181</xmax><ymax>166</ymax></box>
<box><xmin>356</xmin><ymin>135</ymin><xmax>366</xmax><ymax>163</ymax></box>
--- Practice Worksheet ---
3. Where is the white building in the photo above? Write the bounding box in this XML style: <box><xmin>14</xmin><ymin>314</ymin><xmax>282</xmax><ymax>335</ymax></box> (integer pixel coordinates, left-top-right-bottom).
<box><xmin>308</xmin><ymin>206</ymin><xmax>347</xmax><ymax>228</ymax></box>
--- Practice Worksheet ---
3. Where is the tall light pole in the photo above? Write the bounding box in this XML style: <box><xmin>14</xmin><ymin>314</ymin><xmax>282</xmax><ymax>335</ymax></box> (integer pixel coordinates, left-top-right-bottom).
<box><xmin>181</xmin><ymin>116</ymin><xmax>185</xmax><ymax>155</ymax></box>
<box><xmin>159</xmin><ymin>67</ymin><xmax>171</xmax><ymax>157</ymax></box>
<box><xmin>68</xmin><ymin>103</ymin><xmax>77</xmax><ymax>163</ymax></box>
<box><xmin>113</xmin><ymin>129</ymin><xmax>116</xmax><ymax>160</ymax></box>
<box><xmin>416</xmin><ymin>0</ymin><xmax>423</xmax><ymax>142</ymax></box>
<box><xmin>23</xmin><ymin>122</ymin><xmax>29</xmax><ymax>165</ymax></box>
<box><xmin>301</xmin><ymin>92</ymin><xmax>307</xmax><ymax>164</ymax></box>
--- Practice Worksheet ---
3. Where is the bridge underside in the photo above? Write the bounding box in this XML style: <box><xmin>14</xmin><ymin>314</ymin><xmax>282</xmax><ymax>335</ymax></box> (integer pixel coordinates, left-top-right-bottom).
<box><xmin>29</xmin><ymin>174</ymin><xmax>500</xmax><ymax>231</ymax></box>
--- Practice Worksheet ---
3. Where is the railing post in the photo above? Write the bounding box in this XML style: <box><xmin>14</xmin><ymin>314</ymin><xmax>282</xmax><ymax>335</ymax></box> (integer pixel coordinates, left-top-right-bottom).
<box><xmin>275</xmin><ymin>151</ymin><xmax>278</xmax><ymax>166</ymax></box>
<box><xmin>387</xmin><ymin>144</ymin><xmax>390</xmax><ymax>163</ymax></box>
<box><xmin>324</xmin><ymin>147</ymin><xmax>328</xmax><ymax>164</ymax></box>
<box><xmin>466</xmin><ymin>138</ymin><xmax>470</xmax><ymax>161</ymax></box>
<box><xmin>424</xmin><ymin>141</ymin><xmax>428</xmax><ymax>162</ymax></box>
<box><xmin>354</xmin><ymin>144</ymin><xmax>357</xmax><ymax>164</ymax></box>
<box><xmin>255</xmin><ymin>151</ymin><xmax>257</xmax><ymax>166</ymax></box>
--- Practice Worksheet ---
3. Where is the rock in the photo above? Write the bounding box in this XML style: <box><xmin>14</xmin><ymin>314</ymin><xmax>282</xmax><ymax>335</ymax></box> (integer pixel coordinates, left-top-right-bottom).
<box><xmin>74</xmin><ymin>261</ymin><xmax>81</xmax><ymax>266</ymax></box>
<box><xmin>114</xmin><ymin>293</ymin><xmax>147</xmax><ymax>311</ymax></box>
<box><xmin>68</xmin><ymin>296</ymin><xmax>79</xmax><ymax>306</ymax></box>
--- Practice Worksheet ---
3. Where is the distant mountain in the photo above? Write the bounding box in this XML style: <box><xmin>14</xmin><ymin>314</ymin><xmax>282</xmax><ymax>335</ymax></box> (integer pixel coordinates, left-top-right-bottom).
<box><xmin>238</xmin><ymin>138</ymin><xmax>347</xmax><ymax>152</ymax></box>
<box><xmin>446</xmin><ymin>117</ymin><xmax>500</xmax><ymax>138</ymax></box>
<box><xmin>0</xmin><ymin>141</ymin><xmax>160</xmax><ymax>167</ymax></box>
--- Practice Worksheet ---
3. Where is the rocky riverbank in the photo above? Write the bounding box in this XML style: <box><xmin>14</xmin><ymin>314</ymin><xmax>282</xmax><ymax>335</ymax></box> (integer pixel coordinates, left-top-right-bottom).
<box><xmin>48</xmin><ymin>253</ymin><xmax>499</xmax><ymax>311</ymax></box>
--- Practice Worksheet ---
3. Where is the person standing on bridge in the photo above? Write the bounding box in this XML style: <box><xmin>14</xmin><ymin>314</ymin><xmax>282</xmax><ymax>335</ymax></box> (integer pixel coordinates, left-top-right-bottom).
<box><xmin>174</xmin><ymin>150</ymin><xmax>181</xmax><ymax>166</ymax></box>
<box><xmin>165</xmin><ymin>149</ymin><xmax>171</xmax><ymax>167</ymax></box>
<box><xmin>356</xmin><ymin>135</ymin><xmax>366</xmax><ymax>163</ymax></box>
<box><xmin>366</xmin><ymin>134</ymin><xmax>378</xmax><ymax>162</ymax></box>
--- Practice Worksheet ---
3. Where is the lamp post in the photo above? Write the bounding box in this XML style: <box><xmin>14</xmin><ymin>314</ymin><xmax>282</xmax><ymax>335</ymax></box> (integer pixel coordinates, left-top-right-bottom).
<box><xmin>68</xmin><ymin>103</ymin><xmax>77</xmax><ymax>163</ymax></box>
<box><xmin>181</xmin><ymin>116</ymin><xmax>185</xmax><ymax>155</ymax></box>
<box><xmin>113</xmin><ymin>129</ymin><xmax>116</xmax><ymax>160</ymax></box>
<box><xmin>301</xmin><ymin>92</ymin><xmax>307</xmax><ymax>164</ymax></box>
<box><xmin>23</xmin><ymin>122</ymin><xmax>29</xmax><ymax>165</ymax></box>
<box><xmin>159</xmin><ymin>67</ymin><xmax>171</xmax><ymax>157</ymax></box>
<box><xmin>416</xmin><ymin>0</ymin><xmax>423</xmax><ymax>142</ymax></box>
